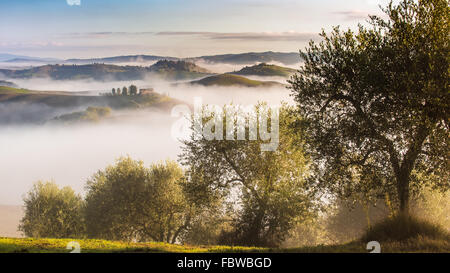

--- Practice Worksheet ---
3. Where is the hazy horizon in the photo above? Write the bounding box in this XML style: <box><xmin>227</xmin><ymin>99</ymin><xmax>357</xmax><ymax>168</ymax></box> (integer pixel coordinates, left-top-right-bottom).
<box><xmin>0</xmin><ymin>0</ymin><xmax>390</xmax><ymax>59</ymax></box>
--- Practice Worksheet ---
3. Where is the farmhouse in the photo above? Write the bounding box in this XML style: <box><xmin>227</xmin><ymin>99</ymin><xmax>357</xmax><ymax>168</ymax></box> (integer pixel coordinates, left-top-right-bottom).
<box><xmin>139</xmin><ymin>88</ymin><xmax>154</xmax><ymax>95</ymax></box>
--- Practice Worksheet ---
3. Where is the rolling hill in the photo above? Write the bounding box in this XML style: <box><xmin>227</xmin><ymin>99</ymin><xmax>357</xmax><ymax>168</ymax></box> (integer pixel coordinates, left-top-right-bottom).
<box><xmin>230</xmin><ymin>63</ymin><xmax>297</xmax><ymax>77</ymax></box>
<box><xmin>0</xmin><ymin>60</ymin><xmax>212</xmax><ymax>81</ymax></box>
<box><xmin>0</xmin><ymin>54</ymin><xmax>61</xmax><ymax>63</ymax></box>
<box><xmin>0</xmin><ymin>80</ymin><xmax>17</xmax><ymax>88</ymax></box>
<box><xmin>66</xmin><ymin>54</ymin><xmax>178</xmax><ymax>64</ymax></box>
<box><xmin>0</xmin><ymin>52</ymin><xmax>301</xmax><ymax>66</ymax></box>
<box><xmin>187</xmin><ymin>51</ymin><xmax>301</xmax><ymax>65</ymax></box>
<box><xmin>0</xmin><ymin>86</ymin><xmax>180</xmax><ymax>124</ymax></box>
<box><xmin>189</xmin><ymin>74</ymin><xmax>285</xmax><ymax>88</ymax></box>
<box><xmin>148</xmin><ymin>60</ymin><xmax>213</xmax><ymax>80</ymax></box>
<box><xmin>65</xmin><ymin>52</ymin><xmax>300</xmax><ymax>65</ymax></box>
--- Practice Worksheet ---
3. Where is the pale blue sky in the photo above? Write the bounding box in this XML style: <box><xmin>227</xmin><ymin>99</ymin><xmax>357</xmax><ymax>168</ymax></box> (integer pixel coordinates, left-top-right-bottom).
<box><xmin>0</xmin><ymin>0</ymin><xmax>389</xmax><ymax>58</ymax></box>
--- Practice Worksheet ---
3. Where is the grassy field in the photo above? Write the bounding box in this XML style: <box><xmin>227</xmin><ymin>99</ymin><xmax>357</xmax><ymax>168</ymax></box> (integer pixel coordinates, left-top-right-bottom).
<box><xmin>190</xmin><ymin>74</ymin><xmax>284</xmax><ymax>88</ymax></box>
<box><xmin>1</xmin><ymin>236</ymin><xmax>448</xmax><ymax>253</ymax></box>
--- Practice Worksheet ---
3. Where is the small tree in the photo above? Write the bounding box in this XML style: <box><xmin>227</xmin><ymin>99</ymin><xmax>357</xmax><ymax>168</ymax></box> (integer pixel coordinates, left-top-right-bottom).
<box><xmin>19</xmin><ymin>181</ymin><xmax>85</xmax><ymax>238</ymax></box>
<box><xmin>122</xmin><ymin>86</ymin><xmax>128</xmax><ymax>96</ymax></box>
<box><xmin>84</xmin><ymin>157</ymin><xmax>195</xmax><ymax>243</ymax></box>
<box><xmin>129</xmin><ymin>85</ymin><xmax>138</xmax><ymax>96</ymax></box>
<box><xmin>112</xmin><ymin>88</ymin><xmax>116</xmax><ymax>95</ymax></box>
<box><xmin>289</xmin><ymin>0</ymin><xmax>449</xmax><ymax>215</ymax></box>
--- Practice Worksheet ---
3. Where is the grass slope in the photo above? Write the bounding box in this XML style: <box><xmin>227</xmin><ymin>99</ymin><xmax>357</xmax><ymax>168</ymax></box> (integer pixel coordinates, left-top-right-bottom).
<box><xmin>190</xmin><ymin>74</ymin><xmax>284</xmax><ymax>88</ymax></box>
<box><xmin>0</xmin><ymin>238</ymin><xmax>267</xmax><ymax>253</ymax></box>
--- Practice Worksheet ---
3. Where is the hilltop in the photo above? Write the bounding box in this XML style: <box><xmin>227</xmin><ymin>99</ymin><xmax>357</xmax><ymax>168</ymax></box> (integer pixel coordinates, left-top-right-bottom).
<box><xmin>0</xmin><ymin>86</ymin><xmax>180</xmax><ymax>124</ymax></box>
<box><xmin>187</xmin><ymin>51</ymin><xmax>301</xmax><ymax>65</ymax></box>
<box><xmin>230</xmin><ymin>63</ymin><xmax>297</xmax><ymax>77</ymax></box>
<box><xmin>66</xmin><ymin>55</ymin><xmax>178</xmax><ymax>64</ymax></box>
<box><xmin>148</xmin><ymin>60</ymin><xmax>213</xmax><ymax>80</ymax></box>
<box><xmin>189</xmin><ymin>74</ymin><xmax>285</xmax><ymax>88</ymax></box>
<box><xmin>0</xmin><ymin>61</ymin><xmax>212</xmax><ymax>81</ymax></box>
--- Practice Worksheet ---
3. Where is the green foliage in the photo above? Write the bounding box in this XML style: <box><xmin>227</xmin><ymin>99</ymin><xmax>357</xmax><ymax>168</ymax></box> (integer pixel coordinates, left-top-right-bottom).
<box><xmin>129</xmin><ymin>84</ymin><xmax>138</xmax><ymax>95</ymax></box>
<box><xmin>121</xmin><ymin>86</ymin><xmax>128</xmax><ymax>96</ymax></box>
<box><xmin>19</xmin><ymin>181</ymin><xmax>85</xmax><ymax>239</ymax></box>
<box><xmin>84</xmin><ymin>157</ymin><xmax>194</xmax><ymax>243</ymax></box>
<box><xmin>180</xmin><ymin>104</ymin><xmax>316</xmax><ymax>247</ymax></box>
<box><xmin>54</xmin><ymin>107</ymin><xmax>112</xmax><ymax>123</ymax></box>
<box><xmin>412</xmin><ymin>186</ymin><xmax>450</xmax><ymax>229</ymax></box>
<box><xmin>289</xmin><ymin>0</ymin><xmax>449</xmax><ymax>214</ymax></box>
<box><xmin>232</xmin><ymin>63</ymin><xmax>296</xmax><ymax>77</ymax></box>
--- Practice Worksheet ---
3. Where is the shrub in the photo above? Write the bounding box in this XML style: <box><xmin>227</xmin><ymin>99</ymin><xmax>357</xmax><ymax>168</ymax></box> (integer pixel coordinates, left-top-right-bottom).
<box><xmin>19</xmin><ymin>181</ymin><xmax>85</xmax><ymax>238</ymax></box>
<box><xmin>362</xmin><ymin>215</ymin><xmax>450</xmax><ymax>243</ymax></box>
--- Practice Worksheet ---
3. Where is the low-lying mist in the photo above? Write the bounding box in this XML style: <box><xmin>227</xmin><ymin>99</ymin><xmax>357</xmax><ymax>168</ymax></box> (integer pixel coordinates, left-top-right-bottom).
<box><xmin>0</xmin><ymin>110</ymin><xmax>180</xmax><ymax>205</ymax></box>
<box><xmin>0</xmin><ymin>77</ymin><xmax>292</xmax><ymax>205</ymax></box>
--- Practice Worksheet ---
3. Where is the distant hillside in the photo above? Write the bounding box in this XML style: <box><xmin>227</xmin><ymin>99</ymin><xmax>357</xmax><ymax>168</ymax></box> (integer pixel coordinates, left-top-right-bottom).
<box><xmin>0</xmin><ymin>52</ymin><xmax>301</xmax><ymax>66</ymax></box>
<box><xmin>0</xmin><ymin>86</ymin><xmax>178</xmax><ymax>110</ymax></box>
<box><xmin>187</xmin><ymin>51</ymin><xmax>301</xmax><ymax>65</ymax></box>
<box><xmin>0</xmin><ymin>64</ymin><xmax>147</xmax><ymax>81</ymax></box>
<box><xmin>148</xmin><ymin>60</ymin><xmax>213</xmax><ymax>80</ymax></box>
<box><xmin>189</xmin><ymin>74</ymin><xmax>285</xmax><ymax>88</ymax></box>
<box><xmin>0</xmin><ymin>61</ymin><xmax>212</xmax><ymax>81</ymax></box>
<box><xmin>66</xmin><ymin>55</ymin><xmax>178</xmax><ymax>64</ymax></box>
<box><xmin>230</xmin><ymin>63</ymin><xmax>296</xmax><ymax>77</ymax></box>
<box><xmin>0</xmin><ymin>80</ymin><xmax>18</xmax><ymax>88</ymax></box>
<box><xmin>66</xmin><ymin>52</ymin><xmax>301</xmax><ymax>66</ymax></box>
<box><xmin>0</xmin><ymin>86</ymin><xmax>181</xmax><ymax>124</ymax></box>
<box><xmin>0</xmin><ymin>53</ymin><xmax>60</xmax><ymax>63</ymax></box>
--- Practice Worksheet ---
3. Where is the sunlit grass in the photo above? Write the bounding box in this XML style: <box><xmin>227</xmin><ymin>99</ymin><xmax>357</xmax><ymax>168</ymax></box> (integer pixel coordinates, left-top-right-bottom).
<box><xmin>1</xmin><ymin>235</ymin><xmax>448</xmax><ymax>253</ymax></box>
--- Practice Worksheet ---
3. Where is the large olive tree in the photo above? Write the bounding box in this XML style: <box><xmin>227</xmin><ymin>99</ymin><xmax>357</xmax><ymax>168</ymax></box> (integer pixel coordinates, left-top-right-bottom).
<box><xmin>289</xmin><ymin>0</ymin><xmax>449</xmax><ymax>215</ymax></box>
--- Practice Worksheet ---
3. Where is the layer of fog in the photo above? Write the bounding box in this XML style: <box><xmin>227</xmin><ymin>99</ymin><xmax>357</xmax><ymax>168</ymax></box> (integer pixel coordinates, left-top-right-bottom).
<box><xmin>10</xmin><ymin>78</ymin><xmax>156</xmax><ymax>93</ymax></box>
<box><xmin>0</xmin><ymin>75</ymin><xmax>292</xmax><ymax>205</ymax></box>
<box><xmin>0</xmin><ymin>110</ymin><xmax>181</xmax><ymax>205</ymax></box>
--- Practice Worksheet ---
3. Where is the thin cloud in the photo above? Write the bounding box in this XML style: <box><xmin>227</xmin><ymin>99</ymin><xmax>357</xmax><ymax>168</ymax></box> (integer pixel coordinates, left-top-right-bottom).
<box><xmin>332</xmin><ymin>10</ymin><xmax>370</xmax><ymax>21</ymax></box>
<box><xmin>64</xmin><ymin>32</ymin><xmax>154</xmax><ymax>38</ymax></box>
<box><xmin>156</xmin><ymin>31</ymin><xmax>319</xmax><ymax>42</ymax></box>
<box><xmin>66</xmin><ymin>0</ymin><xmax>81</xmax><ymax>6</ymax></box>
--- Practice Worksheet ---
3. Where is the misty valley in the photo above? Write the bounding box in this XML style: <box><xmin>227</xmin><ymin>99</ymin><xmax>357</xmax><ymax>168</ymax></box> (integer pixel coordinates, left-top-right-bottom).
<box><xmin>0</xmin><ymin>54</ymin><xmax>293</xmax><ymax>206</ymax></box>
<box><xmin>0</xmin><ymin>0</ymin><xmax>448</xmax><ymax>257</ymax></box>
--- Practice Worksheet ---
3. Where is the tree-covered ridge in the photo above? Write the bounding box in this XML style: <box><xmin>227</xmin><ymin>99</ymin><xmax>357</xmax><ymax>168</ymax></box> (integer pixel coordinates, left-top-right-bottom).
<box><xmin>186</xmin><ymin>51</ymin><xmax>301</xmax><ymax>65</ymax></box>
<box><xmin>231</xmin><ymin>63</ymin><xmax>296</xmax><ymax>77</ymax></box>
<box><xmin>0</xmin><ymin>60</ymin><xmax>212</xmax><ymax>81</ymax></box>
